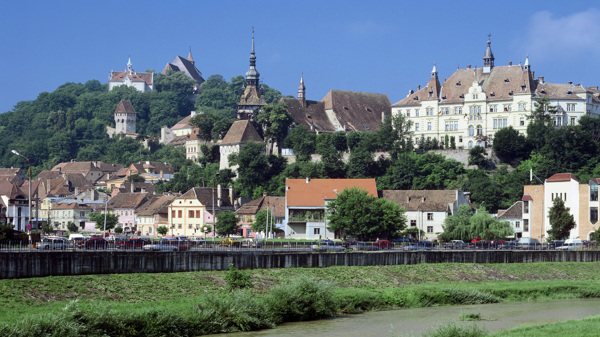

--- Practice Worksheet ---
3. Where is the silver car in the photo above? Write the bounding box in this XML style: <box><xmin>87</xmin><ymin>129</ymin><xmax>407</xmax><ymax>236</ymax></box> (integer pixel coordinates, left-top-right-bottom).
<box><xmin>37</xmin><ymin>238</ymin><xmax>69</xmax><ymax>250</ymax></box>
<box><xmin>143</xmin><ymin>243</ymin><xmax>179</xmax><ymax>251</ymax></box>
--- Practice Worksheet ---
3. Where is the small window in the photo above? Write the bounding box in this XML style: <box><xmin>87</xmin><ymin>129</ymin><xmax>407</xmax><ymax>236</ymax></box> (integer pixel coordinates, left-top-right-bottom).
<box><xmin>591</xmin><ymin>207</ymin><xmax>598</xmax><ymax>224</ymax></box>
<box><xmin>314</xmin><ymin>228</ymin><xmax>320</xmax><ymax>235</ymax></box>
<box><xmin>523</xmin><ymin>219</ymin><xmax>529</xmax><ymax>231</ymax></box>
<box><xmin>523</xmin><ymin>201</ymin><xmax>529</xmax><ymax>214</ymax></box>
<box><xmin>427</xmin><ymin>226</ymin><xmax>433</xmax><ymax>233</ymax></box>
<box><xmin>515</xmin><ymin>221</ymin><xmax>520</xmax><ymax>228</ymax></box>
<box><xmin>427</xmin><ymin>213</ymin><xmax>434</xmax><ymax>221</ymax></box>
<box><xmin>189</xmin><ymin>210</ymin><xmax>194</xmax><ymax>218</ymax></box>
<box><xmin>410</xmin><ymin>220</ymin><xmax>417</xmax><ymax>227</ymax></box>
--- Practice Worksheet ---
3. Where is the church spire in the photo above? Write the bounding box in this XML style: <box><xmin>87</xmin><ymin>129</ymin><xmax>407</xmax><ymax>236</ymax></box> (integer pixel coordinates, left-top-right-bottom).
<box><xmin>298</xmin><ymin>73</ymin><xmax>306</xmax><ymax>107</ymax></box>
<box><xmin>127</xmin><ymin>56</ymin><xmax>133</xmax><ymax>74</ymax></box>
<box><xmin>431</xmin><ymin>62</ymin><xmax>438</xmax><ymax>78</ymax></box>
<box><xmin>483</xmin><ymin>34</ymin><xmax>495</xmax><ymax>73</ymax></box>
<box><xmin>188</xmin><ymin>46</ymin><xmax>194</xmax><ymax>65</ymax></box>
<box><xmin>245</xmin><ymin>27</ymin><xmax>260</xmax><ymax>87</ymax></box>
<box><xmin>524</xmin><ymin>54</ymin><xmax>530</xmax><ymax>71</ymax></box>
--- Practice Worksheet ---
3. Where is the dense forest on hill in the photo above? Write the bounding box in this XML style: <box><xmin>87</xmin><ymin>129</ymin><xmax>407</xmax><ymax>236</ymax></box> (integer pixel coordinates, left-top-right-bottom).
<box><xmin>2</xmin><ymin>72</ymin><xmax>600</xmax><ymax>214</ymax></box>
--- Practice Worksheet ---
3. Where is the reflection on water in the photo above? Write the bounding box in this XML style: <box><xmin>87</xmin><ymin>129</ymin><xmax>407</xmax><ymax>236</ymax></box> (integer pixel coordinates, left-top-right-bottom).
<box><xmin>209</xmin><ymin>299</ymin><xmax>600</xmax><ymax>337</ymax></box>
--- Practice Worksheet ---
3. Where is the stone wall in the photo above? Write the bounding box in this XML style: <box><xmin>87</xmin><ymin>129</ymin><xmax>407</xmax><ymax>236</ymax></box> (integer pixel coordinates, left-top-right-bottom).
<box><xmin>2</xmin><ymin>250</ymin><xmax>600</xmax><ymax>279</ymax></box>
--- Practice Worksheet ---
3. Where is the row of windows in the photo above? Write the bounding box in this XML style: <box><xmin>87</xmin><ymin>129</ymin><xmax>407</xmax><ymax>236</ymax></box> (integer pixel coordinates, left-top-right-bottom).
<box><xmin>493</xmin><ymin>118</ymin><xmax>507</xmax><ymax>129</ymax></box>
<box><xmin>171</xmin><ymin>210</ymin><xmax>202</xmax><ymax>218</ymax></box>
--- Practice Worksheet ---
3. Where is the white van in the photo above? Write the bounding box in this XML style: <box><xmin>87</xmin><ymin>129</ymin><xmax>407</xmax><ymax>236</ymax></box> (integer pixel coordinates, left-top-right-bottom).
<box><xmin>557</xmin><ymin>239</ymin><xmax>584</xmax><ymax>250</ymax></box>
<box><xmin>68</xmin><ymin>233</ymin><xmax>84</xmax><ymax>241</ymax></box>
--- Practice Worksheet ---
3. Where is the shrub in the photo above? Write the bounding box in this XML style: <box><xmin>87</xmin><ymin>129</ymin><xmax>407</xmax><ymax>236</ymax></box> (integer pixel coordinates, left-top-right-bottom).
<box><xmin>423</xmin><ymin>322</ymin><xmax>488</xmax><ymax>337</ymax></box>
<box><xmin>224</xmin><ymin>263</ymin><xmax>253</xmax><ymax>291</ymax></box>
<box><xmin>334</xmin><ymin>288</ymin><xmax>383</xmax><ymax>314</ymax></box>
<box><xmin>265</xmin><ymin>275</ymin><xmax>337</xmax><ymax>322</ymax></box>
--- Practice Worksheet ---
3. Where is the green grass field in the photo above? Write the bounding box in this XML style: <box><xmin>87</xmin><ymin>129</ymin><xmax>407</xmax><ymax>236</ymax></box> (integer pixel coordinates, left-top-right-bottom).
<box><xmin>1</xmin><ymin>262</ymin><xmax>600</xmax><ymax>335</ymax></box>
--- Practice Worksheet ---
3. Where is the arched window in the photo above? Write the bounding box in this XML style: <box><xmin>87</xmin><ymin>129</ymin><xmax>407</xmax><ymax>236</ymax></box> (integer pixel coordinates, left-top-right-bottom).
<box><xmin>477</xmin><ymin>125</ymin><xmax>482</xmax><ymax>135</ymax></box>
<box><xmin>468</xmin><ymin>125</ymin><xmax>474</xmax><ymax>136</ymax></box>
<box><xmin>468</xmin><ymin>140</ymin><xmax>474</xmax><ymax>149</ymax></box>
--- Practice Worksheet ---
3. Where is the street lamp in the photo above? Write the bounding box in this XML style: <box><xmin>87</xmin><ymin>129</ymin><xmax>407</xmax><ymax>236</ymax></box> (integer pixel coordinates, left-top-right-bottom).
<box><xmin>212</xmin><ymin>172</ymin><xmax>220</xmax><ymax>245</ymax></box>
<box><xmin>11</xmin><ymin>150</ymin><xmax>31</xmax><ymax>233</ymax></box>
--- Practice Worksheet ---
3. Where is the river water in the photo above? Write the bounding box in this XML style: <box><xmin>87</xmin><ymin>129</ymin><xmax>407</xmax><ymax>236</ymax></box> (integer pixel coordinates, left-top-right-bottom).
<box><xmin>210</xmin><ymin>299</ymin><xmax>600</xmax><ymax>337</ymax></box>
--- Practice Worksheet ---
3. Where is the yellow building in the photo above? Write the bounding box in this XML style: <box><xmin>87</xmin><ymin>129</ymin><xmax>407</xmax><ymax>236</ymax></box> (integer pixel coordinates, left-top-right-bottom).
<box><xmin>167</xmin><ymin>186</ymin><xmax>235</xmax><ymax>237</ymax></box>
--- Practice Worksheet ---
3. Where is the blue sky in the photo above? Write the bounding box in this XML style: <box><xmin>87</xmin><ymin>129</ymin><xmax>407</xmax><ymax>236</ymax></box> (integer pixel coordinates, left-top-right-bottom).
<box><xmin>1</xmin><ymin>1</ymin><xmax>600</xmax><ymax>114</ymax></box>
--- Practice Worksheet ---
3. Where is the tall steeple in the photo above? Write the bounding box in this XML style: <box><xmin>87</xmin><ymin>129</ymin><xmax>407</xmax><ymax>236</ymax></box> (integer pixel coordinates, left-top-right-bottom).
<box><xmin>431</xmin><ymin>62</ymin><xmax>438</xmax><ymax>78</ymax></box>
<box><xmin>483</xmin><ymin>34</ymin><xmax>495</xmax><ymax>74</ymax></box>
<box><xmin>245</xmin><ymin>28</ymin><xmax>260</xmax><ymax>87</ymax></box>
<box><xmin>524</xmin><ymin>54</ymin><xmax>530</xmax><ymax>71</ymax></box>
<box><xmin>237</xmin><ymin>28</ymin><xmax>266</xmax><ymax>120</ymax></box>
<box><xmin>298</xmin><ymin>73</ymin><xmax>306</xmax><ymax>107</ymax></box>
<box><xmin>127</xmin><ymin>56</ymin><xmax>133</xmax><ymax>74</ymax></box>
<box><xmin>188</xmin><ymin>46</ymin><xmax>194</xmax><ymax>65</ymax></box>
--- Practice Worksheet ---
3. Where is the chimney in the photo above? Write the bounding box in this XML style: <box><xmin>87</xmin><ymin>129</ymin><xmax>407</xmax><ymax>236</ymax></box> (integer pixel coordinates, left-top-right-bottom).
<box><xmin>421</xmin><ymin>197</ymin><xmax>425</xmax><ymax>203</ymax></box>
<box><xmin>306</xmin><ymin>177</ymin><xmax>309</xmax><ymax>184</ymax></box>
<box><xmin>568</xmin><ymin>81</ymin><xmax>573</xmax><ymax>85</ymax></box>
<box><xmin>130</xmin><ymin>183</ymin><xmax>134</xmax><ymax>193</ymax></box>
<box><xmin>417</xmin><ymin>85</ymin><xmax>421</xmax><ymax>90</ymax></box>
<box><xmin>381</xmin><ymin>111</ymin><xmax>385</xmax><ymax>123</ymax></box>
<box><xmin>263</xmin><ymin>191</ymin><xmax>267</xmax><ymax>197</ymax></box>
<box><xmin>467</xmin><ymin>65</ymin><xmax>471</xmax><ymax>69</ymax></box>
<box><xmin>539</xmin><ymin>77</ymin><xmax>544</xmax><ymax>84</ymax></box>
<box><xmin>508</xmin><ymin>62</ymin><xmax>512</xmax><ymax>66</ymax></box>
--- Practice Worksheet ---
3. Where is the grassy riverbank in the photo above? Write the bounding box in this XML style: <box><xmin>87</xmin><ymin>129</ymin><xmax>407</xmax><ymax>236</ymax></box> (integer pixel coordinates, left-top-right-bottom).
<box><xmin>1</xmin><ymin>262</ymin><xmax>600</xmax><ymax>335</ymax></box>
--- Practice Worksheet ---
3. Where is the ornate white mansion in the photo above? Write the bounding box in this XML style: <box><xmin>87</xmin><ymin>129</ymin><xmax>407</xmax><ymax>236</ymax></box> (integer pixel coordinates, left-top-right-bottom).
<box><xmin>392</xmin><ymin>37</ymin><xmax>600</xmax><ymax>149</ymax></box>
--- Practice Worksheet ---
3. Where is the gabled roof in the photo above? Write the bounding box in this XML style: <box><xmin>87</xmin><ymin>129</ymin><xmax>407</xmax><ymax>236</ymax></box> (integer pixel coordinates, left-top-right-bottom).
<box><xmin>0</xmin><ymin>168</ymin><xmax>25</xmax><ymax>184</ymax></box>
<box><xmin>546</xmin><ymin>173</ymin><xmax>578</xmax><ymax>183</ymax></box>
<box><xmin>177</xmin><ymin>187</ymin><xmax>234</xmax><ymax>208</ymax></box>
<box><xmin>498</xmin><ymin>201</ymin><xmax>522</xmax><ymax>219</ymax></box>
<box><xmin>381</xmin><ymin>190</ymin><xmax>459</xmax><ymax>212</ymax></box>
<box><xmin>109</xmin><ymin>70</ymin><xmax>153</xmax><ymax>85</ymax></box>
<box><xmin>107</xmin><ymin>192</ymin><xmax>149</xmax><ymax>209</ymax></box>
<box><xmin>236</xmin><ymin>196</ymin><xmax>285</xmax><ymax>217</ymax></box>
<box><xmin>171</xmin><ymin>114</ymin><xmax>194</xmax><ymax>130</ymax></box>
<box><xmin>322</xmin><ymin>90</ymin><xmax>390</xmax><ymax>132</ymax></box>
<box><xmin>282</xmin><ymin>98</ymin><xmax>336</xmax><ymax>133</ymax></box>
<box><xmin>162</xmin><ymin>55</ymin><xmax>205</xmax><ymax>85</ymax></box>
<box><xmin>114</xmin><ymin>100</ymin><xmax>136</xmax><ymax>114</ymax></box>
<box><xmin>51</xmin><ymin>161</ymin><xmax>123</xmax><ymax>175</ymax></box>
<box><xmin>136</xmin><ymin>194</ymin><xmax>177</xmax><ymax>216</ymax></box>
<box><xmin>221</xmin><ymin>120</ymin><xmax>263</xmax><ymax>145</ymax></box>
<box><xmin>0</xmin><ymin>180</ymin><xmax>25</xmax><ymax>199</ymax></box>
<box><xmin>286</xmin><ymin>179</ymin><xmax>377</xmax><ymax>207</ymax></box>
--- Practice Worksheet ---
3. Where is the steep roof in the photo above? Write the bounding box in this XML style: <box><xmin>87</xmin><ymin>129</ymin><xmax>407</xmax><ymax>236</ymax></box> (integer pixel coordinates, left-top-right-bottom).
<box><xmin>178</xmin><ymin>187</ymin><xmax>233</xmax><ymax>208</ymax></box>
<box><xmin>393</xmin><ymin>65</ymin><xmax>536</xmax><ymax>106</ymax></box>
<box><xmin>171</xmin><ymin>114</ymin><xmax>194</xmax><ymax>130</ymax></box>
<box><xmin>0</xmin><ymin>180</ymin><xmax>25</xmax><ymax>199</ymax></box>
<box><xmin>498</xmin><ymin>201</ymin><xmax>522</xmax><ymax>219</ymax></box>
<box><xmin>236</xmin><ymin>196</ymin><xmax>285</xmax><ymax>217</ymax></box>
<box><xmin>162</xmin><ymin>55</ymin><xmax>205</xmax><ymax>85</ymax></box>
<box><xmin>536</xmin><ymin>82</ymin><xmax>586</xmax><ymax>100</ymax></box>
<box><xmin>546</xmin><ymin>173</ymin><xmax>578</xmax><ymax>183</ymax></box>
<box><xmin>322</xmin><ymin>90</ymin><xmax>390</xmax><ymax>132</ymax></box>
<box><xmin>114</xmin><ymin>100</ymin><xmax>136</xmax><ymax>114</ymax></box>
<box><xmin>51</xmin><ymin>161</ymin><xmax>123</xmax><ymax>174</ymax></box>
<box><xmin>107</xmin><ymin>192</ymin><xmax>149</xmax><ymax>209</ymax></box>
<box><xmin>286</xmin><ymin>178</ymin><xmax>377</xmax><ymax>207</ymax></box>
<box><xmin>136</xmin><ymin>194</ymin><xmax>176</xmax><ymax>216</ymax></box>
<box><xmin>0</xmin><ymin>168</ymin><xmax>24</xmax><ymax>184</ymax></box>
<box><xmin>282</xmin><ymin>98</ymin><xmax>336</xmax><ymax>133</ymax></box>
<box><xmin>221</xmin><ymin>120</ymin><xmax>263</xmax><ymax>145</ymax></box>
<box><xmin>109</xmin><ymin>70</ymin><xmax>153</xmax><ymax>85</ymax></box>
<box><xmin>381</xmin><ymin>190</ymin><xmax>459</xmax><ymax>212</ymax></box>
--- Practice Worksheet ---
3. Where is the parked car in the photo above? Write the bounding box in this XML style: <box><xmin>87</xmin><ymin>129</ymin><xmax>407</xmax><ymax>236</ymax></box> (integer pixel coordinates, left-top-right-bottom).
<box><xmin>215</xmin><ymin>237</ymin><xmax>241</xmax><ymax>248</ymax></box>
<box><xmin>348</xmin><ymin>241</ymin><xmax>379</xmax><ymax>251</ymax></box>
<box><xmin>392</xmin><ymin>237</ymin><xmax>412</xmax><ymax>243</ymax></box>
<box><xmin>450</xmin><ymin>240</ymin><xmax>468</xmax><ymax>249</ymax></box>
<box><xmin>497</xmin><ymin>241</ymin><xmax>517</xmax><ymax>249</ymax></box>
<box><xmin>117</xmin><ymin>238</ymin><xmax>150</xmax><ymax>250</ymax></box>
<box><xmin>240</xmin><ymin>238</ymin><xmax>263</xmax><ymax>248</ymax></box>
<box><xmin>36</xmin><ymin>237</ymin><xmax>69</xmax><ymax>250</ymax></box>
<box><xmin>81</xmin><ymin>237</ymin><xmax>108</xmax><ymax>249</ymax></box>
<box><xmin>143</xmin><ymin>240</ymin><xmax>180</xmax><ymax>251</ymax></box>
<box><xmin>403</xmin><ymin>242</ymin><xmax>432</xmax><ymax>251</ymax></box>
<box><xmin>556</xmin><ymin>239</ymin><xmax>584</xmax><ymax>250</ymax></box>
<box><xmin>517</xmin><ymin>238</ymin><xmax>540</xmax><ymax>250</ymax></box>
<box><xmin>373</xmin><ymin>240</ymin><xmax>395</xmax><ymax>249</ymax></box>
<box><xmin>469</xmin><ymin>240</ymin><xmax>491</xmax><ymax>249</ymax></box>
<box><xmin>310</xmin><ymin>243</ymin><xmax>346</xmax><ymax>251</ymax></box>
<box><xmin>548</xmin><ymin>240</ymin><xmax>565</xmax><ymax>249</ymax></box>
<box><xmin>161</xmin><ymin>237</ymin><xmax>191</xmax><ymax>250</ymax></box>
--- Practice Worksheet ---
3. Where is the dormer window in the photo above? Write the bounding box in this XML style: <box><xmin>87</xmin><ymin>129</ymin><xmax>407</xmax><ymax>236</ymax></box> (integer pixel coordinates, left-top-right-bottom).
<box><xmin>567</xmin><ymin>91</ymin><xmax>573</xmax><ymax>95</ymax></box>
<box><xmin>540</xmin><ymin>90</ymin><xmax>546</xmax><ymax>94</ymax></box>
<box><xmin>459</xmin><ymin>94</ymin><xmax>464</xmax><ymax>99</ymax></box>
<box><xmin>414</xmin><ymin>96</ymin><xmax>419</xmax><ymax>100</ymax></box>
<box><xmin>490</xmin><ymin>92</ymin><xmax>495</xmax><ymax>97</ymax></box>
<box><xmin>428</xmin><ymin>91</ymin><xmax>433</xmax><ymax>98</ymax></box>
<box><xmin>521</xmin><ymin>85</ymin><xmax>527</xmax><ymax>92</ymax></box>
<box><xmin>456</xmin><ymin>81</ymin><xmax>462</xmax><ymax>87</ymax></box>
<box><xmin>504</xmin><ymin>78</ymin><xmax>510</xmax><ymax>83</ymax></box>
<box><xmin>473</xmin><ymin>94</ymin><xmax>478</xmax><ymax>99</ymax></box>
<box><xmin>509</xmin><ymin>91</ymin><xmax>513</xmax><ymax>96</ymax></box>
<box><xmin>366</xmin><ymin>108</ymin><xmax>372</xmax><ymax>112</ymax></box>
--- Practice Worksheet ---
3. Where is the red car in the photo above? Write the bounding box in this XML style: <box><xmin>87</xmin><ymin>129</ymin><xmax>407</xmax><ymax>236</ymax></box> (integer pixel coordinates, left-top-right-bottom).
<box><xmin>373</xmin><ymin>240</ymin><xmax>395</xmax><ymax>249</ymax></box>
<box><xmin>80</xmin><ymin>237</ymin><xmax>108</xmax><ymax>249</ymax></box>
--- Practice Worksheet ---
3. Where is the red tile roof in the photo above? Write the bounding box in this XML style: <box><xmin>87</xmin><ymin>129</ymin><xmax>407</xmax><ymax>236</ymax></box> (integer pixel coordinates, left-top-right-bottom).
<box><xmin>286</xmin><ymin>179</ymin><xmax>377</xmax><ymax>207</ymax></box>
<box><xmin>522</xmin><ymin>194</ymin><xmax>533</xmax><ymax>201</ymax></box>
<box><xmin>546</xmin><ymin>173</ymin><xmax>578</xmax><ymax>183</ymax></box>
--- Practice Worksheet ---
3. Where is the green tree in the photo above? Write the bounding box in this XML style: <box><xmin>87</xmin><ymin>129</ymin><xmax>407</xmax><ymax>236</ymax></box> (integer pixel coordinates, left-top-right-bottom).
<box><xmin>67</xmin><ymin>222</ymin><xmax>79</xmax><ymax>233</ymax></box>
<box><xmin>439</xmin><ymin>204</ymin><xmax>474</xmax><ymax>241</ymax></box>
<box><xmin>114</xmin><ymin>226</ymin><xmax>123</xmax><ymax>234</ymax></box>
<box><xmin>224</xmin><ymin>263</ymin><xmax>252</xmax><ymax>291</ymax></box>
<box><xmin>256</xmin><ymin>102</ymin><xmax>293</xmax><ymax>155</ymax></box>
<box><xmin>126</xmin><ymin>174</ymin><xmax>145</xmax><ymax>183</ymax></box>
<box><xmin>492</xmin><ymin>126</ymin><xmax>527</xmax><ymax>164</ymax></box>
<box><xmin>326</xmin><ymin>187</ymin><xmax>406</xmax><ymax>240</ymax></box>
<box><xmin>0</xmin><ymin>224</ymin><xmax>14</xmax><ymax>240</ymax></box>
<box><xmin>216</xmin><ymin>211</ymin><xmax>239</xmax><ymax>236</ymax></box>
<box><xmin>547</xmin><ymin>197</ymin><xmax>576</xmax><ymax>241</ymax></box>
<box><xmin>252</xmin><ymin>209</ymin><xmax>275</xmax><ymax>235</ymax></box>
<box><xmin>469</xmin><ymin>207</ymin><xmax>513</xmax><ymax>240</ymax></box>
<box><xmin>157</xmin><ymin>225</ymin><xmax>168</xmax><ymax>236</ymax></box>
<box><xmin>89</xmin><ymin>212</ymin><xmax>119</xmax><ymax>232</ymax></box>
<box><xmin>284</xmin><ymin>125</ymin><xmax>316</xmax><ymax>162</ymax></box>
<box><xmin>189</xmin><ymin>113</ymin><xmax>218</xmax><ymax>141</ymax></box>
<box><xmin>468</xmin><ymin>145</ymin><xmax>488</xmax><ymax>168</ymax></box>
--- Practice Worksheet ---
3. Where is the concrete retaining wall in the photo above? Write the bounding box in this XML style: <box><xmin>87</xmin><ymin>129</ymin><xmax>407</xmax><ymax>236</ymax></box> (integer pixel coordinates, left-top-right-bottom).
<box><xmin>2</xmin><ymin>250</ymin><xmax>600</xmax><ymax>279</ymax></box>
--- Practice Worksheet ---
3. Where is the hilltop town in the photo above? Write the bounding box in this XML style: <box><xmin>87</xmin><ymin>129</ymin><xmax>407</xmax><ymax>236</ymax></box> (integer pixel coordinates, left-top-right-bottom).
<box><xmin>1</xmin><ymin>35</ymin><xmax>599</xmax><ymax>244</ymax></box>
